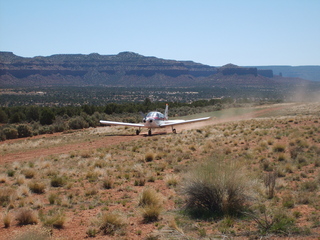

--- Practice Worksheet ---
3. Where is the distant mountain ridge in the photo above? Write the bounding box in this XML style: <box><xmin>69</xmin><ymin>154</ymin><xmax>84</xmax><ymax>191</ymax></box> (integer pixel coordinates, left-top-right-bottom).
<box><xmin>0</xmin><ymin>51</ymin><xmax>315</xmax><ymax>87</ymax></box>
<box><xmin>251</xmin><ymin>66</ymin><xmax>320</xmax><ymax>82</ymax></box>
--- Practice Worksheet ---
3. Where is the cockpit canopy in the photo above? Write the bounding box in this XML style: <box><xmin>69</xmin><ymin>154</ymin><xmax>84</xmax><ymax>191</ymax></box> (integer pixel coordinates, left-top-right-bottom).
<box><xmin>146</xmin><ymin>111</ymin><xmax>165</xmax><ymax>119</ymax></box>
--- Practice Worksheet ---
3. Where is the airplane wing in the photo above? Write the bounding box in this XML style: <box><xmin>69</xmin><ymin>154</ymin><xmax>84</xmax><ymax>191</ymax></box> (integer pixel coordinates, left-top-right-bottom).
<box><xmin>160</xmin><ymin>117</ymin><xmax>210</xmax><ymax>127</ymax></box>
<box><xmin>100</xmin><ymin>120</ymin><xmax>144</xmax><ymax>127</ymax></box>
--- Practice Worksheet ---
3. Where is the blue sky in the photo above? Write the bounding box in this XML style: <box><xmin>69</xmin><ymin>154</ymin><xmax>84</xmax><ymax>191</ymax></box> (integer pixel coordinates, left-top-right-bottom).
<box><xmin>0</xmin><ymin>0</ymin><xmax>319</xmax><ymax>66</ymax></box>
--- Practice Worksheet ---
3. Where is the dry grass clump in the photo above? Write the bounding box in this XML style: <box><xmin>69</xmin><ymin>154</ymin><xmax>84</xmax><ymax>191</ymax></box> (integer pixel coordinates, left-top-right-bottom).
<box><xmin>102</xmin><ymin>176</ymin><xmax>114</xmax><ymax>189</ymax></box>
<box><xmin>139</xmin><ymin>188</ymin><xmax>163</xmax><ymax>223</ymax></box>
<box><xmin>273</xmin><ymin>143</ymin><xmax>286</xmax><ymax>153</ymax></box>
<box><xmin>165</xmin><ymin>174</ymin><xmax>179</xmax><ymax>187</ymax></box>
<box><xmin>0</xmin><ymin>187</ymin><xmax>16</xmax><ymax>207</ymax></box>
<box><xmin>182</xmin><ymin>155</ymin><xmax>250</xmax><ymax>217</ymax></box>
<box><xmin>43</xmin><ymin>210</ymin><xmax>66</xmax><ymax>229</ymax></box>
<box><xmin>28</xmin><ymin>181</ymin><xmax>46</xmax><ymax>194</ymax></box>
<box><xmin>16</xmin><ymin>208</ymin><xmax>38</xmax><ymax>225</ymax></box>
<box><xmin>3</xmin><ymin>212</ymin><xmax>12</xmax><ymax>228</ymax></box>
<box><xmin>139</xmin><ymin>188</ymin><xmax>161</xmax><ymax>207</ymax></box>
<box><xmin>50</xmin><ymin>176</ymin><xmax>66</xmax><ymax>187</ymax></box>
<box><xmin>21</xmin><ymin>168</ymin><xmax>36</xmax><ymax>179</ymax></box>
<box><xmin>0</xmin><ymin>174</ymin><xmax>8</xmax><ymax>183</ymax></box>
<box><xmin>145</xmin><ymin>152</ymin><xmax>155</xmax><ymax>162</ymax></box>
<box><xmin>97</xmin><ymin>212</ymin><xmax>126</xmax><ymax>235</ymax></box>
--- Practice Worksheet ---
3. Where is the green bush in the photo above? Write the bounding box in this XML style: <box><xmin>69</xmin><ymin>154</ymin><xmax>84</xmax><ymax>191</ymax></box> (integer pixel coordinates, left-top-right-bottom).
<box><xmin>182</xmin><ymin>155</ymin><xmax>249</xmax><ymax>217</ymax></box>
<box><xmin>52</xmin><ymin>117</ymin><xmax>68</xmax><ymax>132</ymax></box>
<box><xmin>68</xmin><ymin>116</ymin><xmax>89</xmax><ymax>129</ymax></box>
<box><xmin>17</xmin><ymin>124</ymin><xmax>33</xmax><ymax>138</ymax></box>
<box><xmin>3</xmin><ymin>127</ymin><xmax>18</xmax><ymax>139</ymax></box>
<box><xmin>0</xmin><ymin>129</ymin><xmax>6</xmax><ymax>141</ymax></box>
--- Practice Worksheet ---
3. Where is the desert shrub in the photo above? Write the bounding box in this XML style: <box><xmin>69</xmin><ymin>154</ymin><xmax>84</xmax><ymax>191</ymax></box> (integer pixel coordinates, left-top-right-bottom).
<box><xmin>52</xmin><ymin>116</ymin><xmax>68</xmax><ymax>132</ymax></box>
<box><xmin>98</xmin><ymin>212</ymin><xmax>126</xmax><ymax>235</ymax></box>
<box><xmin>102</xmin><ymin>177</ymin><xmax>114</xmax><ymax>189</ymax></box>
<box><xmin>86</xmin><ymin>171</ymin><xmax>99</xmax><ymax>182</ymax></box>
<box><xmin>134</xmin><ymin>177</ymin><xmax>146</xmax><ymax>186</ymax></box>
<box><xmin>17</xmin><ymin>124</ymin><xmax>33</xmax><ymax>138</ymax></box>
<box><xmin>142</xmin><ymin>204</ymin><xmax>162</xmax><ymax>223</ymax></box>
<box><xmin>7</xmin><ymin>169</ymin><xmax>15</xmax><ymax>177</ymax></box>
<box><xmin>86</xmin><ymin>227</ymin><xmax>98</xmax><ymax>237</ymax></box>
<box><xmin>3</xmin><ymin>212</ymin><xmax>12</xmax><ymax>228</ymax></box>
<box><xmin>282</xmin><ymin>193</ymin><xmax>295</xmax><ymax>208</ymax></box>
<box><xmin>50</xmin><ymin>176</ymin><xmax>66</xmax><ymax>187</ymax></box>
<box><xmin>68</xmin><ymin>116</ymin><xmax>89</xmax><ymax>129</ymax></box>
<box><xmin>38</xmin><ymin>125</ymin><xmax>54</xmax><ymax>134</ymax></box>
<box><xmin>3</xmin><ymin>127</ymin><xmax>18</xmax><ymax>139</ymax></box>
<box><xmin>85</xmin><ymin>188</ymin><xmax>98</xmax><ymax>196</ymax></box>
<box><xmin>16</xmin><ymin>208</ymin><xmax>38</xmax><ymax>225</ymax></box>
<box><xmin>21</xmin><ymin>168</ymin><xmax>36</xmax><ymax>179</ymax></box>
<box><xmin>182</xmin><ymin>155</ymin><xmax>250</xmax><ymax>217</ymax></box>
<box><xmin>165</xmin><ymin>174</ymin><xmax>179</xmax><ymax>187</ymax></box>
<box><xmin>300</xmin><ymin>180</ymin><xmax>318</xmax><ymax>192</ymax></box>
<box><xmin>48</xmin><ymin>193</ymin><xmax>59</xmax><ymax>205</ymax></box>
<box><xmin>145</xmin><ymin>152</ymin><xmax>155</xmax><ymax>162</ymax></box>
<box><xmin>43</xmin><ymin>210</ymin><xmax>66</xmax><ymax>229</ymax></box>
<box><xmin>273</xmin><ymin>143</ymin><xmax>286</xmax><ymax>153</ymax></box>
<box><xmin>29</xmin><ymin>181</ymin><xmax>46</xmax><ymax>194</ymax></box>
<box><xmin>252</xmin><ymin>210</ymin><xmax>297</xmax><ymax>235</ymax></box>
<box><xmin>0</xmin><ymin>129</ymin><xmax>6</xmax><ymax>141</ymax></box>
<box><xmin>0</xmin><ymin>187</ymin><xmax>16</xmax><ymax>206</ymax></box>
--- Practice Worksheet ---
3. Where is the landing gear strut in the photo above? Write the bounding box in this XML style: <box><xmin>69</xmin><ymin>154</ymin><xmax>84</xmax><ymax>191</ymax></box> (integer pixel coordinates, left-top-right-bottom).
<box><xmin>171</xmin><ymin>126</ymin><xmax>177</xmax><ymax>134</ymax></box>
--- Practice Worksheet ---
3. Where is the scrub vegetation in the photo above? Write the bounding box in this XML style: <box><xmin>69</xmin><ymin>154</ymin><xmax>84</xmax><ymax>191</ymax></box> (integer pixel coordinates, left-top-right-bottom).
<box><xmin>0</xmin><ymin>102</ymin><xmax>319</xmax><ymax>239</ymax></box>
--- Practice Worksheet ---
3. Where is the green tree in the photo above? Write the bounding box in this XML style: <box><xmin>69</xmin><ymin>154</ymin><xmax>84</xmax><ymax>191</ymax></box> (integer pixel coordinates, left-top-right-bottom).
<box><xmin>40</xmin><ymin>108</ymin><xmax>55</xmax><ymax>125</ymax></box>
<box><xmin>0</xmin><ymin>109</ymin><xmax>8</xmax><ymax>123</ymax></box>
<box><xmin>26</xmin><ymin>106</ymin><xmax>40</xmax><ymax>122</ymax></box>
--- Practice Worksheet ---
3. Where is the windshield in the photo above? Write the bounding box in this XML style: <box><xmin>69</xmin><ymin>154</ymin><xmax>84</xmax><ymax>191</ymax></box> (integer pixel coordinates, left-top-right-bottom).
<box><xmin>146</xmin><ymin>112</ymin><xmax>164</xmax><ymax>119</ymax></box>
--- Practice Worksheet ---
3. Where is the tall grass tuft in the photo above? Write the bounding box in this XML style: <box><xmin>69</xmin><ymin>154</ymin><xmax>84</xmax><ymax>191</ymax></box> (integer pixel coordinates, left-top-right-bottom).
<box><xmin>139</xmin><ymin>188</ymin><xmax>162</xmax><ymax>223</ymax></box>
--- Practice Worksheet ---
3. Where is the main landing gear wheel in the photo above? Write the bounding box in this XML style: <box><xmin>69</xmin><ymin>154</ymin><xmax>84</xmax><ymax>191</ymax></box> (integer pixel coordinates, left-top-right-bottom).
<box><xmin>148</xmin><ymin>129</ymin><xmax>152</xmax><ymax>136</ymax></box>
<box><xmin>172</xmin><ymin>128</ymin><xmax>177</xmax><ymax>134</ymax></box>
<box><xmin>136</xmin><ymin>130</ymin><xmax>140</xmax><ymax>135</ymax></box>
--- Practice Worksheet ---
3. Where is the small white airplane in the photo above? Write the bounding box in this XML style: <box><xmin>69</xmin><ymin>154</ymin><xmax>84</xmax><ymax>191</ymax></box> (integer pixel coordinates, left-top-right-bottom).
<box><xmin>100</xmin><ymin>104</ymin><xmax>210</xmax><ymax>136</ymax></box>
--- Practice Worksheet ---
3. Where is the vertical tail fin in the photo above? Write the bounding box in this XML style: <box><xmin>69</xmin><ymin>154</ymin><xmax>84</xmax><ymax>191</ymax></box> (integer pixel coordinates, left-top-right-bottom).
<box><xmin>165</xmin><ymin>104</ymin><xmax>169</xmax><ymax>120</ymax></box>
